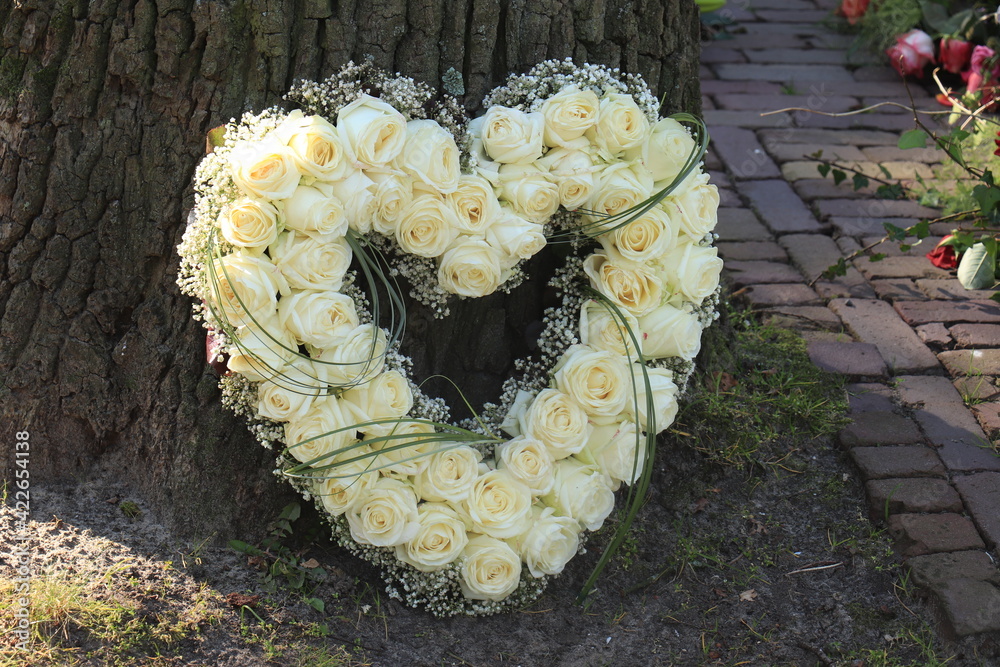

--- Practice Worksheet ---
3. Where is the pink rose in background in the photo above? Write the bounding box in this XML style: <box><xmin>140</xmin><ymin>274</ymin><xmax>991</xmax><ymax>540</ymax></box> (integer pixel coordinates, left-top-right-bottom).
<box><xmin>839</xmin><ymin>0</ymin><xmax>869</xmax><ymax>25</ymax></box>
<box><xmin>939</xmin><ymin>37</ymin><xmax>973</xmax><ymax>74</ymax></box>
<box><xmin>966</xmin><ymin>45</ymin><xmax>999</xmax><ymax>109</ymax></box>
<box><xmin>886</xmin><ymin>30</ymin><xmax>935</xmax><ymax>78</ymax></box>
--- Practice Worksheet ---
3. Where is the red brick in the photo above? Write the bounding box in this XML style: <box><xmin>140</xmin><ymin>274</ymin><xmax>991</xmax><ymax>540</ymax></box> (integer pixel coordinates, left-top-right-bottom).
<box><xmin>954</xmin><ymin>376</ymin><xmax>1000</xmax><ymax>403</ymax></box>
<box><xmin>758</xmin><ymin>127</ymin><xmax>901</xmax><ymax>146</ymax></box>
<box><xmin>954</xmin><ymin>472</ymin><xmax>1000</xmax><ymax>550</ymax></box>
<box><xmin>857</xmin><ymin>257</ymin><xmax>950</xmax><ymax>281</ymax></box>
<box><xmin>916</xmin><ymin>323</ymin><xmax>951</xmax><ymax>347</ymax></box>
<box><xmin>895</xmin><ymin>301</ymin><xmax>1000</xmax><ymax>325</ymax></box>
<box><xmin>762</xmin><ymin>306</ymin><xmax>842</xmax><ymax>331</ymax></box>
<box><xmin>709</xmin><ymin>126</ymin><xmax>781</xmax><ymax>180</ymax></box>
<box><xmin>794</xmin><ymin>179</ymin><xmax>878</xmax><ymax>201</ymax></box>
<box><xmin>716</xmin><ymin>241</ymin><xmax>787</xmax><ymax>262</ymax></box>
<box><xmin>847</xmin><ymin>383</ymin><xmax>896</xmax><ymax>413</ymax></box>
<box><xmin>839</xmin><ymin>411</ymin><xmax>924</xmax><ymax>448</ymax></box>
<box><xmin>715</xmin><ymin>63</ymin><xmax>856</xmax><ymax>83</ymax></box>
<box><xmin>718</xmin><ymin>187</ymin><xmax>741</xmax><ymax>207</ymax></box>
<box><xmin>754</xmin><ymin>9</ymin><xmax>831</xmax><ymax>22</ymax></box>
<box><xmin>870</xmin><ymin>279</ymin><xmax>920</xmax><ymax>302</ymax></box>
<box><xmin>917</xmin><ymin>279</ymin><xmax>999</xmax><ymax>301</ymax></box>
<box><xmin>850</xmin><ymin>446</ymin><xmax>945</xmax><ymax>480</ymax></box>
<box><xmin>705</xmin><ymin>109</ymin><xmax>794</xmax><ymax>128</ymax></box>
<box><xmin>814</xmin><ymin>198</ymin><xmax>940</xmax><ymax>220</ymax></box>
<box><xmin>861</xmin><ymin>146</ymin><xmax>944</xmax><ymax>163</ymax></box>
<box><xmin>973</xmin><ymin>401</ymin><xmax>1000</xmax><ymax>438</ymax></box>
<box><xmin>851</xmin><ymin>65</ymin><xmax>904</xmax><ymax>82</ymax></box>
<box><xmin>829</xmin><ymin>216</ymin><xmax>920</xmax><ymax>236</ymax></box>
<box><xmin>865</xmin><ymin>478</ymin><xmax>964</xmax><ymax>517</ymax></box>
<box><xmin>738</xmin><ymin>180</ymin><xmax>824</xmax><ymax>234</ymax></box>
<box><xmin>726</xmin><ymin>260</ymin><xmax>803</xmax><ymax>286</ymax></box>
<box><xmin>888</xmin><ymin>513</ymin><xmax>985</xmax><ymax>557</ymax></box>
<box><xmin>896</xmin><ymin>375</ymin><xmax>990</xmax><ymax>449</ymax></box>
<box><xmin>797</xmin><ymin>112</ymin><xmax>916</xmax><ymax>132</ymax></box>
<box><xmin>808</xmin><ymin>341</ymin><xmax>887</xmax><ymax>378</ymax></box>
<box><xmin>701</xmin><ymin>80</ymin><xmax>785</xmax><ymax>95</ymax></box>
<box><xmin>715</xmin><ymin>208</ymin><xmax>771</xmax><ymax>242</ymax></box>
<box><xmin>931</xmin><ymin>579</ymin><xmax>1000</xmax><ymax>637</ymax></box>
<box><xmin>744</xmin><ymin>48</ymin><xmax>850</xmax><ymax>65</ymax></box>
<box><xmin>829</xmin><ymin>299</ymin><xmax>940</xmax><ymax>374</ymax></box>
<box><xmin>949</xmin><ymin>324</ymin><xmax>1000</xmax><ymax>348</ymax></box>
<box><xmin>743</xmin><ymin>283</ymin><xmax>822</xmax><ymax>307</ymax></box>
<box><xmin>715</xmin><ymin>93</ymin><xmax>858</xmax><ymax>113</ymax></box>
<box><xmin>701</xmin><ymin>49</ymin><xmax>747</xmax><ymax>65</ymax></box>
<box><xmin>767</xmin><ymin>143</ymin><xmax>866</xmax><ymax>162</ymax></box>
<box><xmin>908</xmin><ymin>551</ymin><xmax>1000</xmax><ymax>587</ymax></box>
<box><xmin>939</xmin><ymin>349</ymin><xmax>1000</xmax><ymax>376</ymax></box>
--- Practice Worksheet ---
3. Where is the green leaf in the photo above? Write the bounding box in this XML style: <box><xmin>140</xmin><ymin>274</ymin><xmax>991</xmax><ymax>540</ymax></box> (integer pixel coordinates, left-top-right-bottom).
<box><xmin>909</xmin><ymin>220</ymin><xmax>930</xmax><ymax>240</ymax></box>
<box><xmin>832</xmin><ymin>169</ymin><xmax>846</xmax><ymax>186</ymax></box>
<box><xmin>822</xmin><ymin>257</ymin><xmax>848</xmax><ymax>279</ymax></box>
<box><xmin>878</xmin><ymin>165</ymin><xmax>893</xmax><ymax>180</ymax></box>
<box><xmin>918</xmin><ymin>0</ymin><xmax>950</xmax><ymax>33</ymax></box>
<box><xmin>973</xmin><ymin>183</ymin><xmax>1000</xmax><ymax>217</ymax></box>
<box><xmin>991</xmin><ymin>291</ymin><xmax>1000</xmax><ymax>304</ymax></box>
<box><xmin>852</xmin><ymin>173</ymin><xmax>869</xmax><ymax>191</ymax></box>
<box><xmin>817</xmin><ymin>163</ymin><xmax>831</xmax><ymax>178</ymax></box>
<box><xmin>899</xmin><ymin>244</ymin><xmax>911</xmax><ymax>252</ymax></box>
<box><xmin>883</xmin><ymin>222</ymin><xmax>907</xmax><ymax>242</ymax></box>
<box><xmin>957</xmin><ymin>243</ymin><xmax>997</xmax><ymax>290</ymax></box>
<box><xmin>809</xmin><ymin>149</ymin><xmax>824</xmax><ymax>159</ymax></box>
<box><xmin>207</xmin><ymin>125</ymin><xmax>227</xmax><ymax>149</ymax></box>
<box><xmin>868</xmin><ymin>253</ymin><xmax>887</xmax><ymax>262</ymax></box>
<box><xmin>897</xmin><ymin>129</ymin><xmax>928</xmax><ymax>150</ymax></box>
<box><xmin>876</xmin><ymin>183</ymin><xmax>906</xmax><ymax>200</ymax></box>
<box><xmin>306</xmin><ymin>597</ymin><xmax>326</xmax><ymax>612</ymax></box>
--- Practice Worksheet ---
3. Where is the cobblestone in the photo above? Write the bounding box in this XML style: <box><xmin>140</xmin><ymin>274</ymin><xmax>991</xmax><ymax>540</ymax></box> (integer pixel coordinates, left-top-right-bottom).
<box><xmin>850</xmin><ymin>446</ymin><xmax>945</xmax><ymax>479</ymax></box>
<box><xmin>846</xmin><ymin>383</ymin><xmax>896</xmax><ymax>413</ymax></box>
<box><xmin>738</xmin><ymin>179</ymin><xmax>824</xmax><ymax>234</ymax></box>
<box><xmin>865</xmin><ymin>478</ymin><xmax>964</xmax><ymax>517</ymax></box>
<box><xmin>726</xmin><ymin>260</ymin><xmax>804</xmax><ymax>286</ymax></box>
<box><xmin>829</xmin><ymin>299</ymin><xmax>940</xmax><ymax>373</ymax></box>
<box><xmin>807</xmin><ymin>341</ymin><xmax>886</xmax><ymax>378</ymax></box>
<box><xmin>949</xmin><ymin>324</ymin><xmax>1000</xmax><ymax>348</ymax></box>
<box><xmin>743</xmin><ymin>283</ymin><xmax>822</xmax><ymax>307</ymax></box>
<box><xmin>939</xmin><ymin>349</ymin><xmax>1000</xmax><ymax>377</ymax></box>
<box><xmin>887</xmin><ymin>513</ymin><xmax>985</xmax><ymax>557</ymax></box>
<box><xmin>955</xmin><ymin>473</ymin><xmax>1000</xmax><ymax>550</ymax></box>
<box><xmin>716</xmin><ymin>208</ymin><xmax>772</xmax><ymax>242</ymax></box>
<box><xmin>708</xmin><ymin>126</ymin><xmax>781</xmax><ymax>179</ymax></box>
<box><xmin>762</xmin><ymin>306</ymin><xmax>842</xmax><ymax>331</ymax></box>
<box><xmin>839</xmin><ymin>411</ymin><xmax>923</xmax><ymax>448</ymax></box>
<box><xmin>897</xmin><ymin>301</ymin><xmax>1000</xmax><ymax>326</ymax></box>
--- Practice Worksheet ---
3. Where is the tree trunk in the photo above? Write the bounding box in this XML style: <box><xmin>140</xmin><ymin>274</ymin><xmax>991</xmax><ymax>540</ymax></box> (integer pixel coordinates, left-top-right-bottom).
<box><xmin>0</xmin><ymin>0</ymin><xmax>701</xmax><ymax>540</ymax></box>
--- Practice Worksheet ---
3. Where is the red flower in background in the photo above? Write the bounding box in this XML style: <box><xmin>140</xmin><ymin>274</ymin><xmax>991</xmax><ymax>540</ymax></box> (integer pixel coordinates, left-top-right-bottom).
<box><xmin>838</xmin><ymin>0</ymin><xmax>869</xmax><ymax>25</ymax></box>
<box><xmin>940</xmin><ymin>37</ymin><xmax>973</xmax><ymax>74</ymax></box>
<box><xmin>926</xmin><ymin>236</ymin><xmax>960</xmax><ymax>270</ymax></box>
<box><xmin>965</xmin><ymin>46</ymin><xmax>1000</xmax><ymax>110</ymax></box>
<box><xmin>886</xmin><ymin>30</ymin><xmax>935</xmax><ymax>78</ymax></box>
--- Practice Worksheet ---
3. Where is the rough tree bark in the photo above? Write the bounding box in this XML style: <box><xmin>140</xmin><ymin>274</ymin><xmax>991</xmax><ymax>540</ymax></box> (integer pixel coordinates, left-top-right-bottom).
<box><xmin>0</xmin><ymin>0</ymin><xmax>701</xmax><ymax>539</ymax></box>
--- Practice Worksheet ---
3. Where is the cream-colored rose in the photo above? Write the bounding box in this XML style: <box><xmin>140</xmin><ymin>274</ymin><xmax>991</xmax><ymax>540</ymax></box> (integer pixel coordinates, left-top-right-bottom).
<box><xmin>661</xmin><ymin>242</ymin><xmax>723</xmax><ymax>305</ymax></box>
<box><xmin>496</xmin><ymin>435</ymin><xmax>555</xmax><ymax>495</ymax></box>
<box><xmin>346</xmin><ymin>477</ymin><xmax>421</xmax><ymax>547</ymax></box>
<box><xmin>397</xmin><ymin>119</ymin><xmax>461</xmax><ymax>194</ymax></box>
<box><xmin>625</xmin><ymin>365</ymin><xmax>678</xmax><ymax>434</ymax></box>
<box><xmin>459</xmin><ymin>535</ymin><xmax>522</xmax><ymax>601</ymax></box>
<box><xmin>275</xmin><ymin>110</ymin><xmax>347</xmax><ymax>180</ymax></box>
<box><xmin>340</xmin><ymin>369</ymin><xmax>414</xmax><ymax>437</ymax></box>
<box><xmin>396</xmin><ymin>503</ymin><xmax>469</xmax><ymax>572</ymax></box>
<box><xmin>498</xmin><ymin>163</ymin><xmax>560</xmax><ymax>224</ymax></box>
<box><xmin>636</xmin><ymin>117</ymin><xmax>696</xmax><ymax>184</ymax></box>
<box><xmin>463</xmin><ymin>469</ymin><xmax>533</xmax><ymax>539</ymax></box>
<box><xmin>284</xmin><ymin>396</ymin><xmax>357</xmax><ymax>466</ymax></box>
<box><xmin>579</xmin><ymin>420</ymin><xmax>645</xmax><ymax>490</ymax></box>
<box><xmin>316</xmin><ymin>323</ymin><xmax>388</xmax><ymax>387</ymax></box>
<box><xmin>578</xmin><ymin>299</ymin><xmax>639</xmax><ymax>358</ymax></box>
<box><xmin>229</xmin><ymin>136</ymin><xmax>301</xmax><ymax>200</ymax></box>
<box><xmin>586</xmin><ymin>92</ymin><xmax>650</xmax><ymax>158</ymax></box>
<box><xmin>665</xmin><ymin>171</ymin><xmax>719</xmax><ymax>240</ymax></box>
<box><xmin>329</xmin><ymin>170</ymin><xmax>378</xmax><ymax>235</ymax></box>
<box><xmin>414</xmin><ymin>446</ymin><xmax>484</xmax><ymax>503</ymax></box>
<box><xmin>448</xmin><ymin>175</ymin><xmax>501</xmax><ymax>235</ymax></box>
<box><xmin>256</xmin><ymin>363</ymin><xmax>325</xmax><ymax>422</ymax></box>
<box><xmin>277</xmin><ymin>290</ymin><xmax>359</xmax><ymax>349</ymax></box>
<box><xmin>314</xmin><ymin>455</ymin><xmax>378</xmax><ymax>516</ymax></box>
<box><xmin>368</xmin><ymin>420</ymin><xmax>443</xmax><ymax>478</ymax></box>
<box><xmin>585</xmin><ymin>162</ymin><xmax>654</xmax><ymax>235</ymax></box>
<box><xmin>283</xmin><ymin>183</ymin><xmax>348</xmax><ymax>237</ymax></box>
<box><xmin>485</xmin><ymin>211</ymin><xmax>546</xmax><ymax>268</ymax></box>
<box><xmin>369</xmin><ymin>172</ymin><xmax>414</xmax><ymax>236</ymax></box>
<box><xmin>538</xmin><ymin>147</ymin><xmax>597</xmax><ymax>210</ymax></box>
<box><xmin>509</xmin><ymin>506</ymin><xmax>581</xmax><ymax>577</ymax></box>
<box><xmin>520</xmin><ymin>388</ymin><xmax>593</xmax><ymax>460</ymax></box>
<box><xmin>608</xmin><ymin>206</ymin><xmax>677</xmax><ymax>264</ymax></box>
<box><xmin>540</xmin><ymin>86</ymin><xmax>600</xmax><ymax>148</ymax></box>
<box><xmin>226</xmin><ymin>318</ymin><xmax>300</xmax><ymax>382</ymax></box>
<box><xmin>396</xmin><ymin>194</ymin><xmax>460</xmax><ymax>258</ymax></box>
<box><xmin>583</xmin><ymin>249</ymin><xmax>663</xmax><ymax>317</ymax></box>
<box><xmin>208</xmin><ymin>255</ymin><xmax>286</xmax><ymax>327</ymax></box>
<box><xmin>269</xmin><ymin>231</ymin><xmax>352</xmax><ymax>292</ymax></box>
<box><xmin>437</xmin><ymin>238</ymin><xmax>506</xmax><ymax>297</ymax></box>
<box><xmin>220</xmin><ymin>198</ymin><xmax>280</xmax><ymax>252</ymax></box>
<box><xmin>499</xmin><ymin>388</ymin><xmax>533</xmax><ymax>438</ymax></box>
<box><xmin>638</xmin><ymin>305</ymin><xmax>703</xmax><ymax>361</ymax></box>
<box><xmin>474</xmin><ymin>106</ymin><xmax>544</xmax><ymax>164</ymax></box>
<box><xmin>545</xmin><ymin>458</ymin><xmax>615</xmax><ymax>531</ymax></box>
<box><xmin>337</xmin><ymin>94</ymin><xmax>407</xmax><ymax>167</ymax></box>
<box><xmin>552</xmin><ymin>344</ymin><xmax>630</xmax><ymax>421</ymax></box>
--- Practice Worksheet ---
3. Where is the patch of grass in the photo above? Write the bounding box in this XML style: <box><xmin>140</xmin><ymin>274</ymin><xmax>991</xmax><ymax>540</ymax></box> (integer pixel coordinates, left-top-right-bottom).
<box><xmin>118</xmin><ymin>501</ymin><xmax>142</xmax><ymax>519</ymax></box>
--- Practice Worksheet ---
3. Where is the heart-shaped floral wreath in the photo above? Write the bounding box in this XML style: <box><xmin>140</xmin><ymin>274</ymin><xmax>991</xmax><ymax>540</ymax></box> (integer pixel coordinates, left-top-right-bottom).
<box><xmin>177</xmin><ymin>59</ymin><xmax>722</xmax><ymax>616</ymax></box>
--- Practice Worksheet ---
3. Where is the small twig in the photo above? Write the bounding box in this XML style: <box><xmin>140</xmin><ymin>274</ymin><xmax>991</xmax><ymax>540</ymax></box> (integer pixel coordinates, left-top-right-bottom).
<box><xmin>796</xmin><ymin>641</ymin><xmax>835</xmax><ymax>666</ymax></box>
<box><xmin>760</xmin><ymin>101</ymin><xmax>953</xmax><ymax>117</ymax></box>
<box><xmin>811</xmin><ymin>156</ymin><xmax>895</xmax><ymax>186</ymax></box>
<box><xmin>785</xmin><ymin>561</ymin><xmax>843</xmax><ymax>576</ymax></box>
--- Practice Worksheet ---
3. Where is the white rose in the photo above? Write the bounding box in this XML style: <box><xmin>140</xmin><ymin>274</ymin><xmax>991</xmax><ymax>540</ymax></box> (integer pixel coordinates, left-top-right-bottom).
<box><xmin>496</xmin><ymin>436</ymin><xmax>555</xmax><ymax>495</ymax></box>
<box><xmin>585</xmin><ymin>162</ymin><xmax>654</xmax><ymax>235</ymax></box>
<box><xmin>499</xmin><ymin>388</ymin><xmax>534</xmax><ymax>438</ymax></box>
<box><xmin>498</xmin><ymin>163</ymin><xmax>560</xmax><ymax>224</ymax></box>
<box><xmin>369</xmin><ymin>420</ymin><xmax>442</xmax><ymax>478</ymax></box>
<box><xmin>256</xmin><ymin>363</ymin><xmax>325</xmax><ymax>422</ymax></box>
<box><xmin>284</xmin><ymin>396</ymin><xmax>357</xmax><ymax>466</ymax></box>
<box><xmin>337</xmin><ymin>94</ymin><xmax>407</xmax><ymax>167</ymax></box>
<box><xmin>520</xmin><ymin>388</ymin><xmax>593</xmax><ymax>460</ymax></box>
<box><xmin>414</xmin><ymin>446</ymin><xmax>484</xmax><ymax>503</ymax></box>
<box><xmin>579</xmin><ymin>420</ymin><xmax>645</xmax><ymax>490</ymax></box>
<box><xmin>269</xmin><ymin>231</ymin><xmax>352</xmax><ymax>292</ymax></box>
<box><xmin>463</xmin><ymin>469</ymin><xmax>533</xmax><ymax>539</ymax></box>
<box><xmin>226</xmin><ymin>317</ymin><xmax>299</xmax><ymax>382</ymax></box>
<box><xmin>208</xmin><ymin>255</ymin><xmax>286</xmax><ymax>327</ymax></box>
<box><xmin>625</xmin><ymin>365</ymin><xmax>678</xmax><ymax>434</ymax></box>
<box><xmin>274</xmin><ymin>110</ymin><xmax>347</xmax><ymax>180</ymax></box>
<box><xmin>459</xmin><ymin>535</ymin><xmax>522</xmax><ymax>601</ymax></box>
<box><xmin>545</xmin><ymin>458</ymin><xmax>615</xmax><ymax>531</ymax></box>
<box><xmin>582</xmin><ymin>249</ymin><xmax>663</xmax><ymax>317</ymax></box>
<box><xmin>552</xmin><ymin>344</ymin><xmax>631</xmax><ymax>421</ymax></box>
<box><xmin>608</xmin><ymin>206</ymin><xmax>677</xmax><ymax>264</ymax></box>
<box><xmin>665</xmin><ymin>171</ymin><xmax>719</xmax><ymax>240</ymax></box>
<box><xmin>448</xmin><ymin>175</ymin><xmax>501</xmax><ymax>235</ymax></box>
<box><xmin>585</xmin><ymin>92</ymin><xmax>650</xmax><ymax>158</ymax></box>
<box><xmin>314</xmin><ymin>455</ymin><xmax>378</xmax><ymax>516</ymax></box>
<box><xmin>661</xmin><ymin>241</ymin><xmax>723</xmax><ymax>305</ymax></box>
<box><xmin>540</xmin><ymin>86</ymin><xmax>600</xmax><ymax>148</ymax></box>
<box><xmin>346</xmin><ymin>477</ymin><xmax>421</xmax><ymax>547</ymax></box>
<box><xmin>396</xmin><ymin>503</ymin><xmax>469</xmax><ymax>572</ymax></box>
<box><xmin>317</xmin><ymin>323</ymin><xmax>388</xmax><ymax>387</ymax></box>
<box><xmin>579</xmin><ymin>299</ymin><xmax>639</xmax><ymax>358</ymax></box>
<box><xmin>396</xmin><ymin>194</ymin><xmax>460</xmax><ymax>258</ymax></box>
<box><xmin>437</xmin><ymin>238</ymin><xmax>506</xmax><ymax>297</ymax></box>
<box><xmin>283</xmin><ymin>183</ymin><xmax>348</xmax><ymax>237</ymax></box>
<box><xmin>397</xmin><ymin>119</ymin><xmax>461</xmax><ymax>193</ymax></box>
<box><xmin>485</xmin><ymin>211</ymin><xmax>546</xmax><ymax>268</ymax></box>
<box><xmin>220</xmin><ymin>198</ymin><xmax>280</xmax><ymax>252</ymax></box>
<box><xmin>369</xmin><ymin>172</ymin><xmax>414</xmax><ymax>236</ymax></box>
<box><xmin>509</xmin><ymin>506</ymin><xmax>581</xmax><ymax>577</ymax></box>
<box><xmin>277</xmin><ymin>290</ymin><xmax>359</xmax><ymax>348</ymax></box>
<box><xmin>474</xmin><ymin>106</ymin><xmax>544</xmax><ymax>164</ymax></box>
<box><xmin>638</xmin><ymin>305</ymin><xmax>703</xmax><ymax>361</ymax></box>
<box><xmin>538</xmin><ymin>146</ymin><xmax>597</xmax><ymax>210</ymax></box>
<box><xmin>340</xmin><ymin>369</ymin><xmax>414</xmax><ymax>437</ymax></box>
<box><xmin>635</xmin><ymin>117</ymin><xmax>696</xmax><ymax>184</ymax></box>
<box><xmin>329</xmin><ymin>169</ymin><xmax>378</xmax><ymax>235</ymax></box>
<box><xmin>229</xmin><ymin>136</ymin><xmax>301</xmax><ymax>200</ymax></box>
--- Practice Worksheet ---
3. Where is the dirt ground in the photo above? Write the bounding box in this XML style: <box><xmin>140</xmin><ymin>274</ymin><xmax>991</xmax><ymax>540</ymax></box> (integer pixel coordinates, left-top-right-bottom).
<box><xmin>3</xmin><ymin>413</ymin><xmax>999</xmax><ymax>666</ymax></box>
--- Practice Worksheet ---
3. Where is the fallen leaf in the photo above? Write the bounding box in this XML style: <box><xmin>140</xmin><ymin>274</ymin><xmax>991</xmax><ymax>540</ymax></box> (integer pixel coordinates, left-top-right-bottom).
<box><xmin>301</xmin><ymin>558</ymin><xmax>321</xmax><ymax>569</ymax></box>
<box><xmin>706</xmin><ymin>487</ymin><xmax>721</xmax><ymax>494</ymax></box>
<box><xmin>712</xmin><ymin>588</ymin><xmax>727</xmax><ymax>598</ymax></box>
<box><xmin>738</xmin><ymin>589</ymin><xmax>758</xmax><ymax>602</ymax></box>
<box><xmin>226</xmin><ymin>592</ymin><xmax>261</xmax><ymax>608</ymax></box>
<box><xmin>692</xmin><ymin>497</ymin><xmax>710</xmax><ymax>513</ymax></box>
<box><xmin>708</xmin><ymin>371</ymin><xmax>738</xmax><ymax>393</ymax></box>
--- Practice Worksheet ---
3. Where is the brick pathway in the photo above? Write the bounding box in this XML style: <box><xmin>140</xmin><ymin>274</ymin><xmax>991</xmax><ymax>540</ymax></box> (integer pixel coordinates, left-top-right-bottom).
<box><xmin>703</xmin><ymin>0</ymin><xmax>1000</xmax><ymax>638</ymax></box>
